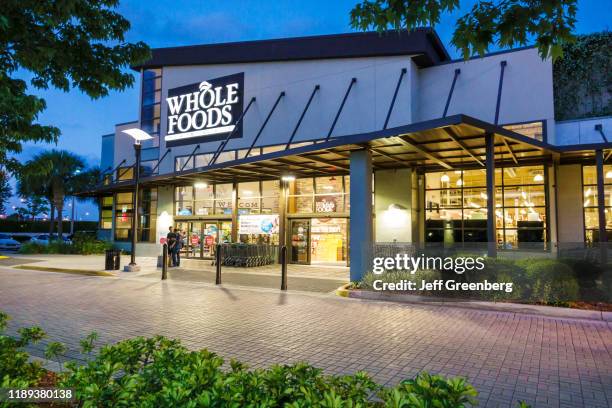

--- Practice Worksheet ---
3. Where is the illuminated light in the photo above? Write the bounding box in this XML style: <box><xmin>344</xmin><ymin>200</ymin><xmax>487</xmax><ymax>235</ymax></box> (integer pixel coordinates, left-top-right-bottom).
<box><xmin>456</xmin><ymin>178</ymin><xmax>463</xmax><ymax>186</ymax></box>
<box><xmin>520</xmin><ymin>209</ymin><xmax>527</xmax><ymax>215</ymax></box>
<box><xmin>533</xmin><ymin>174</ymin><xmax>544</xmax><ymax>182</ymax></box>
<box><xmin>521</xmin><ymin>191</ymin><xmax>527</xmax><ymax>199</ymax></box>
<box><xmin>480</xmin><ymin>192</ymin><xmax>488</xmax><ymax>200</ymax></box>
<box><xmin>585</xmin><ymin>188</ymin><xmax>592</xmax><ymax>197</ymax></box>
<box><xmin>440</xmin><ymin>173</ymin><xmax>450</xmax><ymax>183</ymax></box>
<box><xmin>281</xmin><ymin>175</ymin><xmax>296</xmax><ymax>182</ymax></box>
<box><xmin>607</xmin><ymin>170</ymin><xmax>612</xmax><ymax>179</ymax></box>
<box><xmin>496</xmin><ymin>203</ymin><xmax>502</xmax><ymax>208</ymax></box>
<box><xmin>584</xmin><ymin>199</ymin><xmax>591</xmax><ymax>207</ymax></box>
<box><xmin>122</xmin><ymin>128</ymin><xmax>154</xmax><ymax>143</ymax></box>
<box><xmin>194</xmin><ymin>182</ymin><xmax>208</xmax><ymax>189</ymax></box>
<box><xmin>469</xmin><ymin>202</ymin><xmax>480</xmax><ymax>209</ymax></box>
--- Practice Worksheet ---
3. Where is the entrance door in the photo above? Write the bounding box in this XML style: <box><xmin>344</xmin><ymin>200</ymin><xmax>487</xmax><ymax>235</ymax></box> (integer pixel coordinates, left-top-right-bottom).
<box><xmin>203</xmin><ymin>223</ymin><xmax>219</xmax><ymax>258</ymax></box>
<box><xmin>290</xmin><ymin>219</ymin><xmax>310</xmax><ymax>264</ymax></box>
<box><xmin>187</xmin><ymin>223</ymin><xmax>203</xmax><ymax>258</ymax></box>
<box><xmin>310</xmin><ymin>218</ymin><xmax>348</xmax><ymax>265</ymax></box>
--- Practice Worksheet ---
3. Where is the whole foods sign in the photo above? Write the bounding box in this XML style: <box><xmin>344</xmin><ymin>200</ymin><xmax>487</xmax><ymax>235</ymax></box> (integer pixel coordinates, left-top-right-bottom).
<box><xmin>165</xmin><ymin>73</ymin><xmax>244</xmax><ymax>147</ymax></box>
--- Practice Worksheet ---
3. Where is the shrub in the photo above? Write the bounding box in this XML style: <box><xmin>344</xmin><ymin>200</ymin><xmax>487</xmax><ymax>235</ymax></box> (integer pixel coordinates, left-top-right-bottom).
<box><xmin>18</xmin><ymin>233</ymin><xmax>112</xmax><ymax>255</ymax></box>
<box><xmin>516</xmin><ymin>259</ymin><xmax>580</xmax><ymax>305</ymax></box>
<box><xmin>0</xmin><ymin>311</ymin><xmax>46</xmax><ymax>390</ymax></box>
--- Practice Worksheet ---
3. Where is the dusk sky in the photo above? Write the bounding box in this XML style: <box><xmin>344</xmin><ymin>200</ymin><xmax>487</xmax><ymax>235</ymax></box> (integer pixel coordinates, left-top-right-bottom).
<box><xmin>10</xmin><ymin>0</ymin><xmax>611</xmax><ymax>220</ymax></box>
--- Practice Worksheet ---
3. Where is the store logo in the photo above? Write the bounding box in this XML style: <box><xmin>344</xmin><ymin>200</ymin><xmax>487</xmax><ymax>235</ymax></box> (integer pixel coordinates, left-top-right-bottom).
<box><xmin>165</xmin><ymin>72</ymin><xmax>244</xmax><ymax>147</ymax></box>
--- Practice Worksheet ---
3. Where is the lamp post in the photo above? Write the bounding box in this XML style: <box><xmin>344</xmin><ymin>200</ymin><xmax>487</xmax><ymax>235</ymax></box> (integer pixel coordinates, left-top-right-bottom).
<box><xmin>121</xmin><ymin>128</ymin><xmax>153</xmax><ymax>272</ymax></box>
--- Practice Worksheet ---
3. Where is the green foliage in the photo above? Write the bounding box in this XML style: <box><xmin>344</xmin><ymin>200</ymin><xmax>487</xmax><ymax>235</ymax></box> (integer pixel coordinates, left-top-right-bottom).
<box><xmin>0</xmin><ymin>170</ymin><xmax>10</xmax><ymax>216</ymax></box>
<box><xmin>0</xmin><ymin>312</ymin><xmax>537</xmax><ymax>407</ymax></box>
<box><xmin>0</xmin><ymin>0</ymin><xmax>150</xmax><ymax>172</ymax></box>
<box><xmin>553</xmin><ymin>31</ymin><xmax>612</xmax><ymax>120</ymax></box>
<box><xmin>349</xmin><ymin>0</ymin><xmax>577</xmax><ymax>60</ymax></box>
<box><xmin>0</xmin><ymin>312</ymin><xmax>46</xmax><ymax>392</ymax></box>
<box><xmin>359</xmin><ymin>256</ymin><xmax>596</xmax><ymax>304</ymax></box>
<box><xmin>516</xmin><ymin>258</ymin><xmax>579</xmax><ymax>305</ymax></box>
<box><xmin>381</xmin><ymin>372</ymin><xmax>478</xmax><ymax>407</ymax></box>
<box><xmin>18</xmin><ymin>234</ymin><xmax>112</xmax><ymax>255</ymax></box>
<box><xmin>58</xmin><ymin>334</ymin><xmax>482</xmax><ymax>407</ymax></box>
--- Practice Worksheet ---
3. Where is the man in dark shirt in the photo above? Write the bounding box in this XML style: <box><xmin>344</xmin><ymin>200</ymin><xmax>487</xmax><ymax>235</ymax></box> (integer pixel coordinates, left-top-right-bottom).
<box><xmin>166</xmin><ymin>226</ymin><xmax>178</xmax><ymax>267</ymax></box>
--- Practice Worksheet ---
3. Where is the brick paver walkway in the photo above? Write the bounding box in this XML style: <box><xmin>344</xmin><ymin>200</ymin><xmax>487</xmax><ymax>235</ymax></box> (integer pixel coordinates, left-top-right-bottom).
<box><xmin>0</xmin><ymin>267</ymin><xmax>610</xmax><ymax>408</ymax></box>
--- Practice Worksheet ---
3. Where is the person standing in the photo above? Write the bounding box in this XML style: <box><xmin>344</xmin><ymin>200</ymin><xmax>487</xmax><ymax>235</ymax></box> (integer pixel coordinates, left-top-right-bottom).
<box><xmin>166</xmin><ymin>226</ymin><xmax>178</xmax><ymax>267</ymax></box>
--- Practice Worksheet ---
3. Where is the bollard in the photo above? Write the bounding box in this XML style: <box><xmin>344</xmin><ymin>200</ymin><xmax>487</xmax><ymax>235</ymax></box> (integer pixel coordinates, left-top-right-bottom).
<box><xmin>280</xmin><ymin>245</ymin><xmax>287</xmax><ymax>291</ymax></box>
<box><xmin>162</xmin><ymin>243</ymin><xmax>168</xmax><ymax>280</ymax></box>
<box><xmin>215</xmin><ymin>244</ymin><xmax>222</xmax><ymax>285</ymax></box>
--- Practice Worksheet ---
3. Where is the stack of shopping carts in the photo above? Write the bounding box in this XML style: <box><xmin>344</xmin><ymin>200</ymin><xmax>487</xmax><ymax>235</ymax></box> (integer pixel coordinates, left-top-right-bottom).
<box><xmin>220</xmin><ymin>244</ymin><xmax>279</xmax><ymax>267</ymax></box>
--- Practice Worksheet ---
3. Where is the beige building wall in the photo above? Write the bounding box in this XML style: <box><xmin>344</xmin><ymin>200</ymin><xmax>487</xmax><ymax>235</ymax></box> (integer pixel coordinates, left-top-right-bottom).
<box><xmin>374</xmin><ymin>169</ymin><xmax>413</xmax><ymax>242</ymax></box>
<box><xmin>556</xmin><ymin>164</ymin><xmax>584</xmax><ymax>243</ymax></box>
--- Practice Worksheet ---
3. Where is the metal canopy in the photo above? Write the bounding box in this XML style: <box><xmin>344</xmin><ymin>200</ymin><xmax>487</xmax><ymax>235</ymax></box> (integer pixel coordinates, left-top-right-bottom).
<box><xmin>81</xmin><ymin>114</ymin><xmax>612</xmax><ymax>196</ymax></box>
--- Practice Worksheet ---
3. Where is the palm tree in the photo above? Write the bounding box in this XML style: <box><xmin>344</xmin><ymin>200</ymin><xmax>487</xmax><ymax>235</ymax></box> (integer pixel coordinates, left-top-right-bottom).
<box><xmin>18</xmin><ymin>150</ymin><xmax>87</xmax><ymax>237</ymax></box>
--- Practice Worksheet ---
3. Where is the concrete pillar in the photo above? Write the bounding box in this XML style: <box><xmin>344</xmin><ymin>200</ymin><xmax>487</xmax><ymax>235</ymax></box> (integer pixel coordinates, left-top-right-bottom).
<box><xmin>485</xmin><ymin>133</ymin><xmax>496</xmax><ymax>257</ymax></box>
<box><xmin>349</xmin><ymin>149</ymin><xmax>373</xmax><ymax>281</ymax></box>
<box><xmin>374</xmin><ymin>169</ymin><xmax>412</xmax><ymax>242</ymax></box>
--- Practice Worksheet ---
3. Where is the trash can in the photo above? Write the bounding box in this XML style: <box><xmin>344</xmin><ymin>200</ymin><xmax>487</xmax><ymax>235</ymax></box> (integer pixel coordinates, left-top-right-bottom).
<box><xmin>105</xmin><ymin>249</ymin><xmax>121</xmax><ymax>270</ymax></box>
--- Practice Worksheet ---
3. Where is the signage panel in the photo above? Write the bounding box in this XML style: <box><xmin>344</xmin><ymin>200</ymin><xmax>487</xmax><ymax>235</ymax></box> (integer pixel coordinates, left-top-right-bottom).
<box><xmin>165</xmin><ymin>73</ymin><xmax>244</xmax><ymax>147</ymax></box>
<box><xmin>238</xmin><ymin>215</ymin><xmax>279</xmax><ymax>235</ymax></box>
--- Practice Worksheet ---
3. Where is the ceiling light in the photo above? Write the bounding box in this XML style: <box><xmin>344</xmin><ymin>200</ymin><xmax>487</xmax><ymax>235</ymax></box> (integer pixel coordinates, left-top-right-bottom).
<box><xmin>533</xmin><ymin>174</ymin><xmax>544</xmax><ymax>182</ymax></box>
<box><xmin>440</xmin><ymin>173</ymin><xmax>450</xmax><ymax>183</ymax></box>
<box><xmin>456</xmin><ymin>178</ymin><xmax>463</xmax><ymax>186</ymax></box>
<box><xmin>606</xmin><ymin>170</ymin><xmax>612</xmax><ymax>179</ymax></box>
<box><xmin>281</xmin><ymin>175</ymin><xmax>296</xmax><ymax>182</ymax></box>
<box><xmin>194</xmin><ymin>182</ymin><xmax>208</xmax><ymax>189</ymax></box>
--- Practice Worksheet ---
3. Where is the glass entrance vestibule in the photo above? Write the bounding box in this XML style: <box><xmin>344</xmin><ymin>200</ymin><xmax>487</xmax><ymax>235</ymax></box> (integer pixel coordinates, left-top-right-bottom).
<box><xmin>175</xmin><ymin>220</ymin><xmax>232</xmax><ymax>259</ymax></box>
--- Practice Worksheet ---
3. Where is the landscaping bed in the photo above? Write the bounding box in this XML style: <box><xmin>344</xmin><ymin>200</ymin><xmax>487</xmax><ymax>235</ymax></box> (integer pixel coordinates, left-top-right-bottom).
<box><xmin>351</xmin><ymin>257</ymin><xmax>612</xmax><ymax>312</ymax></box>
<box><xmin>1</xmin><ymin>311</ymin><xmax>532</xmax><ymax>407</ymax></box>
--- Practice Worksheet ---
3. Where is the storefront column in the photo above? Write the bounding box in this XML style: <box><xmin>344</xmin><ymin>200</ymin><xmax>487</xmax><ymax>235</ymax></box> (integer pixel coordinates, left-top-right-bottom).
<box><xmin>349</xmin><ymin>149</ymin><xmax>373</xmax><ymax>281</ymax></box>
<box><xmin>596</xmin><ymin>150</ymin><xmax>607</xmax><ymax>243</ymax></box>
<box><xmin>278</xmin><ymin>179</ymin><xmax>288</xmax><ymax>260</ymax></box>
<box><xmin>231</xmin><ymin>182</ymin><xmax>238</xmax><ymax>242</ymax></box>
<box><xmin>485</xmin><ymin>133</ymin><xmax>497</xmax><ymax>257</ymax></box>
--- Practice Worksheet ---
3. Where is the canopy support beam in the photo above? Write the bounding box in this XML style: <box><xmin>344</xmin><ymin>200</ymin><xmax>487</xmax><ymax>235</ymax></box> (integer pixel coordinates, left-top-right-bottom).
<box><xmin>326</xmin><ymin>78</ymin><xmax>357</xmax><ymax>140</ymax></box>
<box><xmin>285</xmin><ymin>85</ymin><xmax>320</xmax><ymax>149</ymax></box>
<box><xmin>245</xmin><ymin>92</ymin><xmax>285</xmax><ymax>158</ymax></box>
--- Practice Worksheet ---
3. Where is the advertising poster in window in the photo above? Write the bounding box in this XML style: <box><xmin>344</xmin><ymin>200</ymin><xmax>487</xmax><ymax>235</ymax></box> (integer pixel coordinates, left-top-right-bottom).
<box><xmin>238</xmin><ymin>215</ymin><xmax>279</xmax><ymax>235</ymax></box>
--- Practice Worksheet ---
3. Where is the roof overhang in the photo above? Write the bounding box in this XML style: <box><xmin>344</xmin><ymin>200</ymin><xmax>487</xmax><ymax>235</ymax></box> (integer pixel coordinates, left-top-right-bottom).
<box><xmin>133</xmin><ymin>29</ymin><xmax>450</xmax><ymax>71</ymax></box>
<box><xmin>81</xmin><ymin>114</ymin><xmax>599</xmax><ymax>197</ymax></box>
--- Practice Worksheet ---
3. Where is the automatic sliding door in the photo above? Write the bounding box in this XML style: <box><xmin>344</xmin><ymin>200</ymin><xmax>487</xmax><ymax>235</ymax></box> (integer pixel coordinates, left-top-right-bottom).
<box><xmin>290</xmin><ymin>219</ymin><xmax>310</xmax><ymax>264</ymax></box>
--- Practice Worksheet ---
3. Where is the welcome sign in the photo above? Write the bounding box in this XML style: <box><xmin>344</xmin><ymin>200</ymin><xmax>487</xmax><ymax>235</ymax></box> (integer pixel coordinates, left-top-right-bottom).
<box><xmin>165</xmin><ymin>73</ymin><xmax>244</xmax><ymax>147</ymax></box>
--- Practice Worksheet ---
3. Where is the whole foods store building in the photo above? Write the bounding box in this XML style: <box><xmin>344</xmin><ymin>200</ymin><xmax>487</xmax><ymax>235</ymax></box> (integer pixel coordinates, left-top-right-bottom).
<box><xmin>92</xmin><ymin>30</ymin><xmax>612</xmax><ymax>280</ymax></box>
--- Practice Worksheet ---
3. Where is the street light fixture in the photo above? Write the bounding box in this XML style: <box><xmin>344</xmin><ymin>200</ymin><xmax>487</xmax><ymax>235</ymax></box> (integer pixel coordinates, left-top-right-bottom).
<box><xmin>122</xmin><ymin>128</ymin><xmax>153</xmax><ymax>272</ymax></box>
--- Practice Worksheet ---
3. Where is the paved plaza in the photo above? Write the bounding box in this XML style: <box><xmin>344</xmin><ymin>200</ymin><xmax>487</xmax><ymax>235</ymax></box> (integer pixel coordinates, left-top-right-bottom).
<box><xmin>0</xmin><ymin>265</ymin><xmax>611</xmax><ymax>408</ymax></box>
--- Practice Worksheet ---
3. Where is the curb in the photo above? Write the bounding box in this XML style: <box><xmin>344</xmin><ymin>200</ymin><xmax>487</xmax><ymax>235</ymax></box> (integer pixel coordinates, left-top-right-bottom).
<box><xmin>337</xmin><ymin>287</ymin><xmax>611</xmax><ymax>322</ymax></box>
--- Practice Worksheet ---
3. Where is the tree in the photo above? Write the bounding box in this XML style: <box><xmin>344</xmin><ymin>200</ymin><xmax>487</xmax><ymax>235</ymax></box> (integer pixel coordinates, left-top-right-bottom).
<box><xmin>0</xmin><ymin>170</ymin><xmax>10</xmax><ymax>216</ymax></box>
<box><xmin>16</xmin><ymin>196</ymin><xmax>50</xmax><ymax>221</ymax></box>
<box><xmin>0</xmin><ymin>1</ymin><xmax>150</xmax><ymax>172</ymax></box>
<box><xmin>350</xmin><ymin>0</ymin><xmax>577</xmax><ymax>60</ymax></box>
<box><xmin>18</xmin><ymin>150</ymin><xmax>86</xmax><ymax>237</ymax></box>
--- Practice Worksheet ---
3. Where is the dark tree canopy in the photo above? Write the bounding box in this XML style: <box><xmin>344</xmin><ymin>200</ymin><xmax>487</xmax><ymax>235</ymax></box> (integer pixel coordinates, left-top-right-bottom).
<box><xmin>350</xmin><ymin>0</ymin><xmax>577</xmax><ymax>60</ymax></box>
<box><xmin>0</xmin><ymin>0</ymin><xmax>150</xmax><ymax>172</ymax></box>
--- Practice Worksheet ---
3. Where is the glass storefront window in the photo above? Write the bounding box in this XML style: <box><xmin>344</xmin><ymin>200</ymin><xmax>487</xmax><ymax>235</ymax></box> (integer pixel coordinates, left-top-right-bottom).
<box><xmin>425</xmin><ymin>166</ymin><xmax>546</xmax><ymax>249</ymax></box>
<box><xmin>582</xmin><ymin>165</ymin><xmax>612</xmax><ymax>243</ymax></box>
<box><xmin>100</xmin><ymin>196</ymin><xmax>113</xmax><ymax>230</ymax></box>
<box><xmin>287</xmin><ymin>177</ymin><xmax>349</xmax><ymax>214</ymax></box>
<box><xmin>114</xmin><ymin>192</ymin><xmax>133</xmax><ymax>241</ymax></box>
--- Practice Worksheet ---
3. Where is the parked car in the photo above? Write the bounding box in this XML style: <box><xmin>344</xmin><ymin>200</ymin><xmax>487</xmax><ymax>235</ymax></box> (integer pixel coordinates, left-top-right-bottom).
<box><xmin>0</xmin><ymin>233</ymin><xmax>21</xmax><ymax>251</ymax></box>
<box><xmin>30</xmin><ymin>234</ymin><xmax>72</xmax><ymax>245</ymax></box>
